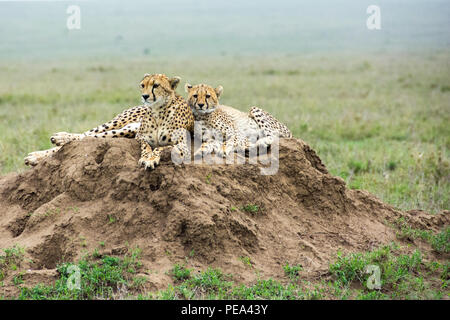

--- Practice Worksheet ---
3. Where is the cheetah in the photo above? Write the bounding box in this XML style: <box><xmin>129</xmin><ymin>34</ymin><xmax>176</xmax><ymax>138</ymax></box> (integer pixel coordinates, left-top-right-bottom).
<box><xmin>184</xmin><ymin>83</ymin><xmax>292</xmax><ymax>158</ymax></box>
<box><xmin>25</xmin><ymin>74</ymin><xmax>194</xmax><ymax>170</ymax></box>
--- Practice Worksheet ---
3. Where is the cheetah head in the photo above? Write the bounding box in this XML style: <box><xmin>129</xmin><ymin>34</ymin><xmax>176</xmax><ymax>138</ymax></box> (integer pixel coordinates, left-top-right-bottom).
<box><xmin>185</xmin><ymin>83</ymin><xmax>223</xmax><ymax>115</ymax></box>
<box><xmin>139</xmin><ymin>73</ymin><xmax>181</xmax><ymax>107</ymax></box>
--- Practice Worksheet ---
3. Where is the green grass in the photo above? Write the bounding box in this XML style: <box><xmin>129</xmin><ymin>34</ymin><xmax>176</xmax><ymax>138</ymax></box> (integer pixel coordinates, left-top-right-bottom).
<box><xmin>283</xmin><ymin>262</ymin><xmax>303</xmax><ymax>280</ymax></box>
<box><xmin>239</xmin><ymin>256</ymin><xmax>253</xmax><ymax>268</ymax></box>
<box><xmin>171</xmin><ymin>264</ymin><xmax>191</xmax><ymax>281</ymax></box>
<box><xmin>0</xmin><ymin>246</ymin><xmax>25</xmax><ymax>281</ymax></box>
<box><xmin>1</xmin><ymin>52</ymin><xmax>448</xmax><ymax>213</ymax></box>
<box><xmin>156</xmin><ymin>267</ymin><xmax>310</xmax><ymax>300</ymax></box>
<box><xmin>241</xmin><ymin>204</ymin><xmax>260</xmax><ymax>214</ymax></box>
<box><xmin>18</xmin><ymin>247</ymin><xmax>144</xmax><ymax>300</ymax></box>
<box><xmin>328</xmin><ymin>244</ymin><xmax>448</xmax><ymax>299</ymax></box>
<box><xmin>431</xmin><ymin>228</ymin><xmax>450</xmax><ymax>254</ymax></box>
<box><xmin>4</xmin><ymin>243</ymin><xmax>447</xmax><ymax>300</ymax></box>
<box><xmin>151</xmin><ymin>243</ymin><xmax>446</xmax><ymax>300</ymax></box>
<box><xmin>391</xmin><ymin>217</ymin><xmax>450</xmax><ymax>254</ymax></box>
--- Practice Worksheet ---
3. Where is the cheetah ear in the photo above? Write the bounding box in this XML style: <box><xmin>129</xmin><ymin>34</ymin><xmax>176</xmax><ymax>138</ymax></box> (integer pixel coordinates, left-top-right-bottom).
<box><xmin>169</xmin><ymin>76</ymin><xmax>181</xmax><ymax>90</ymax></box>
<box><xmin>142</xmin><ymin>73</ymin><xmax>150</xmax><ymax>80</ymax></box>
<box><xmin>215</xmin><ymin>85</ymin><xmax>223</xmax><ymax>98</ymax></box>
<box><xmin>185</xmin><ymin>83</ymin><xmax>193</xmax><ymax>93</ymax></box>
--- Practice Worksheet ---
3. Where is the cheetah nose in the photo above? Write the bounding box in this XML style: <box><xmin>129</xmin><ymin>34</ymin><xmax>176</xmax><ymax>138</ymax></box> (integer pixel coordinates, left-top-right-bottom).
<box><xmin>198</xmin><ymin>103</ymin><xmax>204</xmax><ymax>108</ymax></box>
<box><xmin>142</xmin><ymin>94</ymin><xmax>150</xmax><ymax>100</ymax></box>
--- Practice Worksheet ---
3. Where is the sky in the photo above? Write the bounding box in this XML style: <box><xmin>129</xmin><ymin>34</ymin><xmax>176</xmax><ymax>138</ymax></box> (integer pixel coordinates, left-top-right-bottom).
<box><xmin>0</xmin><ymin>0</ymin><xmax>449</xmax><ymax>59</ymax></box>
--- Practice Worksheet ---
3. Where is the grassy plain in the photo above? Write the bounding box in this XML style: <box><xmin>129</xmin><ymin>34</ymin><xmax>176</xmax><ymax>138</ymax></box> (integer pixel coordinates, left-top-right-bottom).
<box><xmin>0</xmin><ymin>51</ymin><xmax>449</xmax><ymax>214</ymax></box>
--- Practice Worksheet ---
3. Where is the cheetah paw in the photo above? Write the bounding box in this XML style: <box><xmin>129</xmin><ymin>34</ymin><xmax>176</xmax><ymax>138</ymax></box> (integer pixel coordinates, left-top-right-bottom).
<box><xmin>24</xmin><ymin>151</ymin><xmax>46</xmax><ymax>166</ymax></box>
<box><xmin>171</xmin><ymin>146</ymin><xmax>190</xmax><ymax>165</ymax></box>
<box><xmin>138</xmin><ymin>155</ymin><xmax>160</xmax><ymax>170</ymax></box>
<box><xmin>51</xmin><ymin>132</ymin><xmax>84</xmax><ymax>146</ymax></box>
<box><xmin>215</xmin><ymin>144</ymin><xmax>234</xmax><ymax>158</ymax></box>
<box><xmin>194</xmin><ymin>143</ymin><xmax>214</xmax><ymax>158</ymax></box>
<box><xmin>255</xmin><ymin>136</ymin><xmax>274</xmax><ymax>149</ymax></box>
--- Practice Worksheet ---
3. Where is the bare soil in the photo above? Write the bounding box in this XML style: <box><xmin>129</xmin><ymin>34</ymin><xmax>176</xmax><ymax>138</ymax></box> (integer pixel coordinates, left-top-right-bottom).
<box><xmin>0</xmin><ymin>137</ymin><xmax>448</xmax><ymax>297</ymax></box>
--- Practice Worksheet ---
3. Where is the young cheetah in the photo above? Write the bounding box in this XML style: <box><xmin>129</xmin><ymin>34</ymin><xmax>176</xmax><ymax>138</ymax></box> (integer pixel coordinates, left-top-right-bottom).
<box><xmin>25</xmin><ymin>74</ymin><xmax>194</xmax><ymax>170</ymax></box>
<box><xmin>185</xmin><ymin>83</ymin><xmax>292</xmax><ymax>158</ymax></box>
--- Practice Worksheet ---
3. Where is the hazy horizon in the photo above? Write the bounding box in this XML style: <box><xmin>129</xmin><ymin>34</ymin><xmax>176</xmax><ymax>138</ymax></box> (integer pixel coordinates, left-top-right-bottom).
<box><xmin>0</xmin><ymin>0</ymin><xmax>449</xmax><ymax>60</ymax></box>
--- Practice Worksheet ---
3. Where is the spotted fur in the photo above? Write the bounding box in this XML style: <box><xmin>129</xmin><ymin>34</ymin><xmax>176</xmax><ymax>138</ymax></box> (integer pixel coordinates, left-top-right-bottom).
<box><xmin>25</xmin><ymin>74</ymin><xmax>194</xmax><ymax>170</ymax></box>
<box><xmin>185</xmin><ymin>83</ymin><xmax>292</xmax><ymax>157</ymax></box>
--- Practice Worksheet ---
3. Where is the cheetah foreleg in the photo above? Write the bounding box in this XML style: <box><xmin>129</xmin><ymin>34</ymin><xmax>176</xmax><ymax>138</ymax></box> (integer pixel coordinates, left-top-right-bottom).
<box><xmin>50</xmin><ymin>132</ymin><xmax>85</xmax><ymax>146</ymax></box>
<box><xmin>210</xmin><ymin>123</ymin><xmax>238</xmax><ymax>158</ymax></box>
<box><xmin>194</xmin><ymin>140</ymin><xmax>217</xmax><ymax>158</ymax></box>
<box><xmin>51</xmin><ymin>122</ymin><xmax>140</xmax><ymax>145</ymax></box>
<box><xmin>50</xmin><ymin>105</ymin><xmax>147</xmax><ymax>146</ymax></box>
<box><xmin>171</xmin><ymin>131</ymin><xmax>191</xmax><ymax>165</ymax></box>
<box><xmin>24</xmin><ymin>146</ymin><xmax>61</xmax><ymax>166</ymax></box>
<box><xmin>214</xmin><ymin>140</ymin><xmax>235</xmax><ymax>158</ymax></box>
<box><xmin>137</xmin><ymin>141</ymin><xmax>160</xmax><ymax>170</ymax></box>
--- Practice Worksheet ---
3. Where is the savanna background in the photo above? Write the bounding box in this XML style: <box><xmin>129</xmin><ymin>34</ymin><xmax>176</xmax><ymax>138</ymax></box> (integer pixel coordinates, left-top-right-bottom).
<box><xmin>0</xmin><ymin>0</ymin><xmax>449</xmax><ymax>299</ymax></box>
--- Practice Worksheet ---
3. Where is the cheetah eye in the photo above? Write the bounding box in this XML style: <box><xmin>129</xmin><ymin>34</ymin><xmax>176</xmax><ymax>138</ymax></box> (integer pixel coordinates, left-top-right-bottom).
<box><xmin>193</xmin><ymin>94</ymin><xmax>198</xmax><ymax>98</ymax></box>
<box><xmin>153</xmin><ymin>83</ymin><xmax>159</xmax><ymax>88</ymax></box>
<box><xmin>206</xmin><ymin>94</ymin><xmax>211</xmax><ymax>99</ymax></box>
<box><xmin>140</xmin><ymin>84</ymin><xmax>145</xmax><ymax>88</ymax></box>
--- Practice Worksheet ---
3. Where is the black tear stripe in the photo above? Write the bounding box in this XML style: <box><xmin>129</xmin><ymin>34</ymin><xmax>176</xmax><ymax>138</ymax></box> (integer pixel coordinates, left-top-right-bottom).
<box><xmin>151</xmin><ymin>86</ymin><xmax>156</xmax><ymax>102</ymax></box>
<box><xmin>206</xmin><ymin>97</ymin><xmax>209</xmax><ymax>109</ymax></box>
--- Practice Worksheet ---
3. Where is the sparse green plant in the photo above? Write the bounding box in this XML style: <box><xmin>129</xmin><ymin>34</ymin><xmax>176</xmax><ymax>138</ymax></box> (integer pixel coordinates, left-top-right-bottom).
<box><xmin>357</xmin><ymin>290</ymin><xmax>389</xmax><ymax>300</ymax></box>
<box><xmin>391</xmin><ymin>218</ymin><xmax>449</xmax><ymax>254</ymax></box>
<box><xmin>92</xmin><ymin>248</ymin><xmax>101</xmax><ymax>258</ymax></box>
<box><xmin>69</xmin><ymin>207</ymin><xmax>79</xmax><ymax>213</ymax></box>
<box><xmin>132</xmin><ymin>276</ymin><xmax>147</xmax><ymax>288</ymax></box>
<box><xmin>431</xmin><ymin>227</ymin><xmax>450</xmax><ymax>253</ymax></box>
<box><xmin>241</xmin><ymin>204</ymin><xmax>259</xmax><ymax>214</ymax></box>
<box><xmin>107</xmin><ymin>214</ymin><xmax>116</xmax><ymax>224</ymax></box>
<box><xmin>79</xmin><ymin>235</ymin><xmax>87</xmax><ymax>248</ymax></box>
<box><xmin>0</xmin><ymin>245</ymin><xmax>25</xmax><ymax>281</ymax></box>
<box><xmin>13</xmin><ymin>272</ymin><xmax>24</xmax><ymax>286</ymax></box>
<box><xmin>283</xmin><ymin>262</ymin><xmax>303</xmax><ymax>280</ymax></box>
<box><xmin>239</xmin><ymin>256</ymin><xmax>253</xmax><ymax>268</ymax></box>
<box><xmin>171</xmin><ymin>264</ymin><xmax>191</xmax><ymax>281</ymax></box>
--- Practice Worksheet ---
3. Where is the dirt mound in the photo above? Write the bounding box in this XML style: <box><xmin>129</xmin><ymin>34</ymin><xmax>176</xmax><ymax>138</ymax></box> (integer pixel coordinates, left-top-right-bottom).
<box><xmin>0</xmin><ymin>138</ymin><xmax>448</xmax><ymax>295</ymax></box>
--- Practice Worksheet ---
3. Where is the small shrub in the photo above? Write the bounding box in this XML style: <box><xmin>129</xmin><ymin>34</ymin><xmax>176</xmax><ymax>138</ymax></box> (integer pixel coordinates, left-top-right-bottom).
<box><xmin>431</xmin><ymin>228</ymin><xmax>450</xmax><ymax>254</ymax></box>
<box><xmin>241</xmin><ymin>204</ymin><xmax>259</xmax><ymax>214</ymax></box>
<box><xmin>283</xmin><ymin>262</ymin><xmax>303</xmax><ymax>280</ymax></box>
<box><xmin>171</xmin><ymin>264</ymin><xmax>191</xmax><ymax>281</ymax></box>
<box><xmin>239</xmin><ymin>256</ymin><xmax>253</xmax><ymax>268</ymax></box>
<box><xmin>0</xmin><ymin>245</ymin><xmax>25</xmax><ymax>281</ymax></box>
<box><xmin>348</xmin><ymin>160</ymin><xmax>370</xmax><ymax>175</ymax></box>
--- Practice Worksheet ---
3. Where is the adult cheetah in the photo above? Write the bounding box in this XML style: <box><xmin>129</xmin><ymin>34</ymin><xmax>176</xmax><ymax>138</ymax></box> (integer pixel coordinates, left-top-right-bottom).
<box><xmin>185</xmin><ymin>83</ymin><xmax>292</xmax><ymax>158</ymax></box>
<box><xmin>24</xmin><ymin>74</ymin><xmax>194</xmax><ymax>170</ymax></box>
